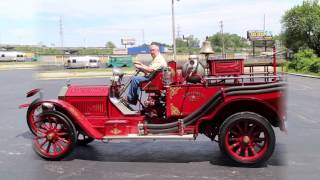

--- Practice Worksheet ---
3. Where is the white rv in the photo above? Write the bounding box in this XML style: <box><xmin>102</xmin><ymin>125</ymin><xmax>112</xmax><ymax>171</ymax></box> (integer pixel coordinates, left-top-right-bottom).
<box><xmin>66</xmin><ymin>56</ymin><xmax>100</xmax><ymax>68</ymax></box>
<box><xmin>0</xmin><ymin>51</ymin><xmax>26</xmax><ymax>62</ymax></box>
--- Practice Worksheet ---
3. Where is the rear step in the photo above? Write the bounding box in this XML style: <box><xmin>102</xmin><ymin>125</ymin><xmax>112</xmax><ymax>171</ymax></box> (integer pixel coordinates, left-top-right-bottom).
<box><xmin>103</xmin><ymin>134</ymin><xmax>195</xmax><ymax>141</ymax></box>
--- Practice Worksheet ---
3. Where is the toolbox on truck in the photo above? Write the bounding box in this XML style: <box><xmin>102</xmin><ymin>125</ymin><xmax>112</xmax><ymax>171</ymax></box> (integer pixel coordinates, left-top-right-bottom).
<box><xmin>207</xmin><ymin>58</ymin><xmax>244</xmax><ymax>76</ymax></box>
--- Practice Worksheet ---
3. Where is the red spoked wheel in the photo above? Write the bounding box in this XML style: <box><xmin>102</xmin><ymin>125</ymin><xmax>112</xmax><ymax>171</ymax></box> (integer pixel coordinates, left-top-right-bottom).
<box><xmin>219</xmin><ymin>112</ymin><xmax>275</xmax><ymax>165</ymax></box>
<box><xmin>27</xmin><ymin>104</ymin><xmax>43</xmax><ymax>135</ymax></box>
<box><xmin>33</xmin><ymin>111</ymin><xmax>77</xmax><ymax>160</ymax></box>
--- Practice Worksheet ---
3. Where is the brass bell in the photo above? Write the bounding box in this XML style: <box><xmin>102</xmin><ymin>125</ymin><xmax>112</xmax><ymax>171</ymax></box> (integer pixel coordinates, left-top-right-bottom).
<box><xmin>200</xmin><ymin>38</ymin><xmax>214</xmax><ymax>55</ymax></box>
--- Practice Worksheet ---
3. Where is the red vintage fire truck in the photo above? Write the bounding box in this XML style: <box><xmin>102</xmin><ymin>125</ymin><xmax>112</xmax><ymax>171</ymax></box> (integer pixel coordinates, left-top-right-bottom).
<box><xmin>20</xmin><ymin>39</ymin><xmax>286</xmax><ymax>165</ymax></box>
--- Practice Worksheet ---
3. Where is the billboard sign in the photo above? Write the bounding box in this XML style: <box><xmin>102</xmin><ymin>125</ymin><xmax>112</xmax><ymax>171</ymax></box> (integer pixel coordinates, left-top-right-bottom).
<box><xmin>247</xmin><ymin>30</ymin><xmax>273</xmax><ymax>41</ymax></box>
<box><xmin>121</xmin><ymin>38</ymin><xmax>136</xmax><ymax>46</ymax></box>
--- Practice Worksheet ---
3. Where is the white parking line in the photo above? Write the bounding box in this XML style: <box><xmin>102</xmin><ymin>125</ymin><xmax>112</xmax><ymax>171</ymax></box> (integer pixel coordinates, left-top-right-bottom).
<box><xmin>297</xmin><ymin>114</ymin><xmax>318</xmax><ymax>124</ymax></box>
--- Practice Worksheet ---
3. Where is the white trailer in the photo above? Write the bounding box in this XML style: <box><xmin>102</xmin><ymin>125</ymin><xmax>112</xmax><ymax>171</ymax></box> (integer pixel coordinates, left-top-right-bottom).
<box><xmin>0</xmin><ymin>51</ymin><xmax>26</xmax><ymax>62</ymax></box>
<box><xmin>66</xmin><ymin>56</ymin><xmax>100</xmax><ymax>69</ymax></box>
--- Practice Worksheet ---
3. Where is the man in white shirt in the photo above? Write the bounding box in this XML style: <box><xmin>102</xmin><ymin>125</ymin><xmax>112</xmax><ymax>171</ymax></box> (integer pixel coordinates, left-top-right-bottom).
<box><xmin>125</xmin><ymin>44</ymin><xmax>167</xmax><ymax>105</ymax></box>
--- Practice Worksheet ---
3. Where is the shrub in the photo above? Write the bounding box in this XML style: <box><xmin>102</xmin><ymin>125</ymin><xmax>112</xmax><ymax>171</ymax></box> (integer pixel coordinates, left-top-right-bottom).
<box><xmin>309</xmin><ymin>58</ymin><xmax>320</xmax><ymax>73</ymax></box>
<box><xmin>288</xmin><ymin>49</ymin><xmax>320</xmax><ymax>73</ymax></box>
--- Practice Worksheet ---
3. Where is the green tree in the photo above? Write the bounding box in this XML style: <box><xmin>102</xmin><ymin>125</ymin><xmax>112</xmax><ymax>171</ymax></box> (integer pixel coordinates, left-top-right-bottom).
<box><xmin>78</xmin><ymin>48</ymin><xmax>112</xmax><ymax>55</ymax></box>
<box><xmin>208</xmin><ymin>33</ymin><xmax>249</xmax><ymax>52</ymax></box>
<box><xmin>281</xmin><ymin>0</ymin><xmax>320</xmax><ymax>56</ymax></box>
<box><xmin>105</xmin><ymin>41</ymin><xmax>116</xmax><ymax>49</ymax></box>
<box><xmin>176</xmin><ymin>35</ymin><xmax>200</xmax><ymax>53</ymax></box>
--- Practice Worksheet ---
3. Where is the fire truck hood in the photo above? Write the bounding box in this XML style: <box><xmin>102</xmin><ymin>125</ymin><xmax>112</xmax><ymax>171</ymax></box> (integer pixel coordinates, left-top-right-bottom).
<box><xmin>58</xmin><ymin>85</ymin><xmax>109</xmax><ymax>98</ymax></box>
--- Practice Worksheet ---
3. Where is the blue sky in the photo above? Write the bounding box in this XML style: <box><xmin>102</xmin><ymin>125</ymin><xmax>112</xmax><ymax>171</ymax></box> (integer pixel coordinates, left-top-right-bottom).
<box><xmin>0</xmin><ymin>0</ymin><xmax>304</xmax><ymax>47</ymax></box>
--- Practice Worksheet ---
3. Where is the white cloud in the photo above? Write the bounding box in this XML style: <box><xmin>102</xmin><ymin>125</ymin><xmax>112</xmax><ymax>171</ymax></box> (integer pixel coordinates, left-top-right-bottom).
<box><xmin>0</xmin><ymin>0</ymin><xmax>305</xmax><ymax>46</ymax></box>
<box><xmin>175</xmin><ymin>0</ymin><xmax>299</xmax><ymax>38</ymax></box>
<box><xmin>1</xmin><ymin>28</ymin><xmax>37</xmax><ymax>45</ymax></box>
<box><xmin>0</xmin><ymin>0</ymin><xmax>37</xmax><ymax>20</ymax></box>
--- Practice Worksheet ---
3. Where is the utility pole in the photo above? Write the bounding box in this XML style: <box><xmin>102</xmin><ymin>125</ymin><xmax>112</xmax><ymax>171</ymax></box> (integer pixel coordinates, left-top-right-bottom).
<box><xmin>182</xmin><ymin>35</ymin><xmax>191</xmax><ymax>54</ymax></box>
<box><xmin>263</xmin><ymin>14</ymin><xmax>266</xmax><ymax>31</ymax></box>
<box><xmin>177</xmin><ymin>25</ymin><xmax>181</xmax><ymax>38</ymax></box>
<box><xmin>220</xmin><ymin>20</ymin><xmax>225</xmax><ymax>58</ymax></box>
<box><xmin>263</xmin><ymin>14</ymin><xmax>267</xmax><ymax>52</ymax></box>
<box><xmin>141</xmin><ymin>29</ymin><xmax>145</xmax><ymax>45</ymax></box>
<box><xmin>83</xmin><ymin>38</ymin><xmax>87</xmax><ymax>48</ymax></box>
<box><xmin>59</xmin><ymin>16</ymin><xmax>64</xmax><ymax>48</ymax></box>
<box><xmin>59</xmin><ymin>16</ymin><xmax>64</xmax><ymax>66</ymax></box>
<box><xmin>171</xmin><ymin>0</ymin><xmax>178</xmax><ymax>61</ymax></box>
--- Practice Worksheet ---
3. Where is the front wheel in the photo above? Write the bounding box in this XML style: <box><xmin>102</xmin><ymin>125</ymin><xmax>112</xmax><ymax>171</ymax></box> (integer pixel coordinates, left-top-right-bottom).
<box><xmin>26</xmin><ymin>100</ymin><xmax>42</xmax><ymax>135</ymax></box>
<box><xmin>219</xmin><ymin>112</ymin><xmax>275</xmax><ymax>165</ymax></box>
<box><xmin>33</xmin><ymin>111</ymin><xmax>77</xmax><ymax>160</ymax></box>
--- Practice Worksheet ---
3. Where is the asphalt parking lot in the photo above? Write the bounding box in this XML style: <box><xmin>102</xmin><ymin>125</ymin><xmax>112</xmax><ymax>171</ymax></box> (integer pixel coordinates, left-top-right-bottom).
<box><xmin>0</xmin><ymin>69</ymin><xmax>319</xmax><ymax>180</ymax></box>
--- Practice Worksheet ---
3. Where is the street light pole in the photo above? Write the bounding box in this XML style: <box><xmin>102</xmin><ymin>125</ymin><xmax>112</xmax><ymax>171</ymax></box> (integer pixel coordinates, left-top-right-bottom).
<box><xmin>171</xmin><ymin>0</ymin><xmax>177</xmax><ymax>61</ymax></box>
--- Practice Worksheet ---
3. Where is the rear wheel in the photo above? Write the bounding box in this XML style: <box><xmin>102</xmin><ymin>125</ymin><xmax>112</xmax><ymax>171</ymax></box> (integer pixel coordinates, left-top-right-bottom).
<box><xmin>219</xmin><ymin>112</ymin><xmax>275</xmax><ymax>165</ymax></box>
<box><xmin>33</xmin><ymin>111</ymin><xmax>77</xmax><ymax>160</ymax></box>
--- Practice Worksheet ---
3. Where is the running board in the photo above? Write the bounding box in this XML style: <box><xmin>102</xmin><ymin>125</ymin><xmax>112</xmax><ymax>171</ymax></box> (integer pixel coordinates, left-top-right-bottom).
<box><xmin>103</xmin><ymin>134</ymin><xmax>195</xmax><ymax>141</ymax></box>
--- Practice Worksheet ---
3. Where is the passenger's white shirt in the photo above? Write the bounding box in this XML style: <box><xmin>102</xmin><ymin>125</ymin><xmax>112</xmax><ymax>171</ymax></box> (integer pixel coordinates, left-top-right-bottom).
<box><xmin>149</xmin><ymin>54</ymin><xmax>167</xmax><ymax>70</ymax></box>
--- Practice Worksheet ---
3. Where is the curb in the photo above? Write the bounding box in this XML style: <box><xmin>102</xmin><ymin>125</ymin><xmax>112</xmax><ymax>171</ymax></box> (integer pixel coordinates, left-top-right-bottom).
<box><xmin>286</xmin><ymin>72</ymin><xmax>320</xmax><ymax>79</ymax></box>
<box><xmin>0</xmin><ymin>67</ymin><xmax>35</xmax><ymax>71</ymax></box>
<box><xmin>0</xmin><ymin>65</ymin><xmax>38</xmax><ymax>71</ymax></box>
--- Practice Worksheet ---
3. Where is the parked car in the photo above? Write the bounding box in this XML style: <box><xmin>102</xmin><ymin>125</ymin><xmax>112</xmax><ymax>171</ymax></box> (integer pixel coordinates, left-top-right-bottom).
<box><xmin>107</xmin><ymin>56</ymin><xmax>133</xmax><ymax>68</ymax></box>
